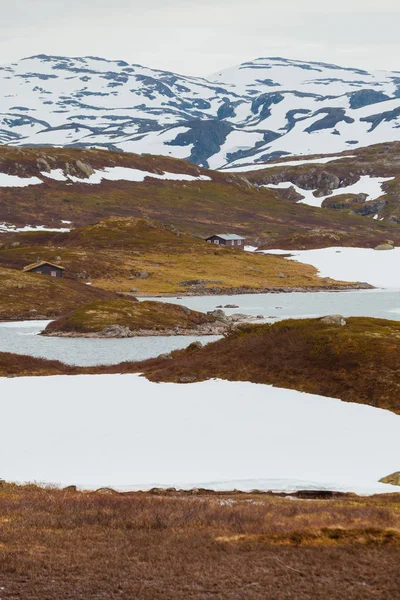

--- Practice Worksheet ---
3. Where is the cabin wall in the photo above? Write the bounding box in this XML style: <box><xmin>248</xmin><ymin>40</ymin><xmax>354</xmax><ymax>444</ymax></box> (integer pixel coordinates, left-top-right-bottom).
<box><xmin>30</xmin><ymin>265</ymin><xmax>63</xmax><ymax>278</ymax></box>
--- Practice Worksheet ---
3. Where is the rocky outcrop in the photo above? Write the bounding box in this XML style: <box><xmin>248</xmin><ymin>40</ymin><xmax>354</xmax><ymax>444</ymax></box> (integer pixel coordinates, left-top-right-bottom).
<box><xmin>379</xmin><ymin>472</ymin><xmax>400</xmax><ymax>486</ymax></box>
<box><xmin>320</xmin><ymin>314</ymin><xmax>347</xmax><ymax>326</ymax></box>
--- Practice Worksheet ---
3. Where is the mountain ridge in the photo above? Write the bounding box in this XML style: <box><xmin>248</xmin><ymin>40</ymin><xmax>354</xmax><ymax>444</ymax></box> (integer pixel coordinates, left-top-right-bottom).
<box><xmin>1</xmin><ymin>54</ymin><xmax>399</xmax><ymax>169</ymax></box>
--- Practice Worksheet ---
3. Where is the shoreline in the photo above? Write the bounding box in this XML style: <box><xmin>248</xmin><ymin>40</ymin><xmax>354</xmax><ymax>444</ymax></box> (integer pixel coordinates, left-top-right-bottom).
<box><xmin>135</xmin><ymin>282</ymin><xmax>373</xmax><ymax>298</ymax></box>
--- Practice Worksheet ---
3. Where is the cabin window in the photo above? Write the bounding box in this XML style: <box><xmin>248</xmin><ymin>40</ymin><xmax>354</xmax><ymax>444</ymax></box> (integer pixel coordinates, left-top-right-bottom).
<box><xmin>237</xmin><ymin>240</ymin><xmax>241</xmax><ymax>245</ymax></box>
<box><xmin>51</xmin><ymin>271</ymin><xmax>57</xmax><ymax>277</ymax></box>
<box><xmin>214</xmin><ymin>240</ymin><xmax>219</xmax><ymax>244</ymax></box>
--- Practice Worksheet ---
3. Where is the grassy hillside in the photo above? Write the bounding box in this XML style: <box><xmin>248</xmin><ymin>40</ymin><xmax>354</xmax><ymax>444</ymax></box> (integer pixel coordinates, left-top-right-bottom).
<box><xmin>1</xmin><ymin>145</ymin><xmax>400</xmax><ymax>248</ymax></box>
<box><xmin>134</xmin><ymin>317</ymin><xmax>400</xmax><ymax>415</ymax></box>
<box><xmin>1</xmin><ymin>484</ymin><xmax>399</xmax><ymax>599</ymax></box>
<box><xmin>0</xmin><ymin>266</ymin><xmax>115</xmax><ymax>320</ymax></box>
<box><xmin>0</xmin><ymin>217</ymin><xmax>358</xmax><ymax>295</ymax></box>
<box><xmin>43</xmin><ymin>298</ymin><xmax>220</xmax><ymax>335</ymax></box>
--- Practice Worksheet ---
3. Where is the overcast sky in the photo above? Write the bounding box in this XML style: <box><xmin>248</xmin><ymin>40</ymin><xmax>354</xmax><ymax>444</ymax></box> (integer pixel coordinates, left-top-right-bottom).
<box><xmin>1</xmin><ymin>0</ymin><xmax>399</xmax><ymax>76</ymax></box>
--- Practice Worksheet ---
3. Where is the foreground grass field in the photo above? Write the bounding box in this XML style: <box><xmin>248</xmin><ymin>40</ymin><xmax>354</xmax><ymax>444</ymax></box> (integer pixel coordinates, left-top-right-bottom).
<box><xmin>0</xmin><ymin>484</ymin><xmax>399</xmax><ymax>599</ymax></box>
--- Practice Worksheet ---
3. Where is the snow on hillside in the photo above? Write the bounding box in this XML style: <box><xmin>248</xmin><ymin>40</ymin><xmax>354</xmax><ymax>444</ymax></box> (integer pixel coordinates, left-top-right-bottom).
<box><xmin>264</xmin><ymin>247</ymin><xmax>400</xmax><ymax>289</ymax></box>
<box><xmin>0</xmin><ymin>55</ymin><xmax>399</xmax><ymax>169</ymax></box>
<box><xmin>0</xmin><ymin>166</ymin><xmax>211</xmax><ymax>188</ymax></box>
<box><xmin>0</xmin><ymin>374</ymin><xmax>399</xmax><ymax>494</ymax></box>
<box><xmin>263</xmin><ymin>176</ymin><xmax>394</xmax><ymax>208</ymax></box>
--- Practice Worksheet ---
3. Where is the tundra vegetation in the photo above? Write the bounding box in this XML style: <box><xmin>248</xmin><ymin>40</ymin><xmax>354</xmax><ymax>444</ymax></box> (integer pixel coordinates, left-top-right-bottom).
<box><xmin>0</xmin><ymin>217</ymin><xmax>358</xmax><ymax>307</ymax></box>
<box><xmin>0</xmin><ymin>483</ymin><xmax>399</xmax><ymax>599</ymax></box>
<box><xmin>42</xmin><ymin>298</ymin><xmax>223</xmax><ymax>336</ymax></box>
<box><xmin>1</xmin><ymin>145</ymin><xmax>400</xmax><ymax>249</ymax></box>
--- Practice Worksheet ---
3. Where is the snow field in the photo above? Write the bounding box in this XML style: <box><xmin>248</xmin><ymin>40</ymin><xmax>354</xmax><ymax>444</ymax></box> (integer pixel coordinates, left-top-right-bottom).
<box><xmin>263</xmin><ymin>247</ymin><xmax>400</xmax><ymax>289</ymax></box>
<box><xmin>0</xmin><ymin>374</ymin><xmax>399</xmax><ymax>494</ymax></box>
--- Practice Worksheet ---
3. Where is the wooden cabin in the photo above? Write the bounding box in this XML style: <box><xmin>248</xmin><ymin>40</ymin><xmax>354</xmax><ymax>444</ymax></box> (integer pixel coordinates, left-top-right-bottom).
<box><xmin>23</xmin><ymin>261</ymin><xmax>65</xmax><ymax>278</ymax></box>
<box><xmin>205</xmin><ymin>234</ymin><xmax>246</xmax><ymax>248</ymax></box>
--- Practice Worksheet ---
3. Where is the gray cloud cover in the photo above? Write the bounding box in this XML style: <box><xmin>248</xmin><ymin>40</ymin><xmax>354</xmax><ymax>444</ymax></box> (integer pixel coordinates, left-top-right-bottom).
<box><xmin>0</xmin><ymin>0</ymin><xmax>398</xmax><ymax>75</ymax></box>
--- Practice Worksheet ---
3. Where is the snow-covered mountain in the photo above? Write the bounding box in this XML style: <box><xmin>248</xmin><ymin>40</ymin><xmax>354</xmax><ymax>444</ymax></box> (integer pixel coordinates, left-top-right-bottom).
<box><xmin>1</xmin><ymin>55</ymin><xmax>399</xmax><ymax>169</ymax></box>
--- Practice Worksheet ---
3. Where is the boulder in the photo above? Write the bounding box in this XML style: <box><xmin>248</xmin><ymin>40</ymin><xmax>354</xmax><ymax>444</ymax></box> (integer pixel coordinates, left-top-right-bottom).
<box><xmin>179</xmin><ymin>376</ymin><xmax>197</xmax><ymax>383</ymax></box>
<box><xmin>379</xmin><ymin>472</ymin><xmax>400</xmax><ymax>486</ymax></box>
<box><xmin>320</xmin><ymin>314</ymin><xmax>347</xmax><ymax>326</ymax></box>
<box><xmin>100</xmin><ymin>324</ymin><xmax>132</xmax><ymax>338</ymax></box>
<box><xmin>206</xmin><ymin>309</ymin><xmax>228</xmax><ymax>322</ymax></box>
<box><xmin>75</xmin><ymin>160</ymin><xmax>94</xmax><ymax>177</ymax></box>
<box><xmin>187</xmin><ymin>341</ymin><xmax>203</xmax><ymax>351</ymax></box>
<box><xmin>158</xmin><ymin>353</ymin><xmax>173</xmax><ymax>360</ymax></box>
<box><xmin>374</xmin><ymin>243</ymin><xmax>394</xmax><ymax>251</ymax></box>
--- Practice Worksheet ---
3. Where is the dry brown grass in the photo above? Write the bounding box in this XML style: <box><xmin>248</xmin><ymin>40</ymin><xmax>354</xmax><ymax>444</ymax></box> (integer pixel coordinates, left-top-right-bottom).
<box><xmin>0</xmin><ymin>266</ymin><xmax>116</xmax><ymax>320</ymax></box>
<box><xmin>133</xmin><ymin>317</ymin><xmax>400</xmax><ymax>414</ymax></box>
<box><xmin>0</xmin><ymin>484</ymin><xmax>400</xmax><ymax>599</ymax></box>
<box><xmin>0</xmin><ymin>217</ymin><xmax>356</xmax><ymax>298</ymax></box>
<box><xmin>43</xmin><ymin>298</ymin><xmax>217</xmax><ymax>334</ymax></box>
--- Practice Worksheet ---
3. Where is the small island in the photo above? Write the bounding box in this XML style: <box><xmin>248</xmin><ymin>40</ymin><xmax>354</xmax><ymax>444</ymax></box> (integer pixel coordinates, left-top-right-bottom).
<box><xmin>42</xmin><ymin>298</ymin><xmax>232</xmax><ymax>337</ymax></box>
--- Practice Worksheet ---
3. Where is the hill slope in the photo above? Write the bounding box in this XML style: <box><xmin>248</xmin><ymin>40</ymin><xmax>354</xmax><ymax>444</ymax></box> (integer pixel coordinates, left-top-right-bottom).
<box><xmin>134</xmin><ymin>317</ymin><xmax>400</xmax><ymax>415</ymax></box>
<box><xmin>0</xmin><ymin>266</ymin><xmax>115</xmax><ymax>320</ymax></box>
<box><xmin>0</xmin><ymin>217</ymin><xmax>360</xmax><ymax>295</ymax></box>
<box><xmin>0</xmin><ymin>55</ymin><xmax>399</xmax><ymax>169</ymax></box>
<box><xmin>1</xmin><ymin>145</ymin><xmax>400</xmax><ymax>248</ymax></box>
<box><xmin>238</xmin><ymin>142</ymin><xmax>400</xmax><ymax>236</ymax></box>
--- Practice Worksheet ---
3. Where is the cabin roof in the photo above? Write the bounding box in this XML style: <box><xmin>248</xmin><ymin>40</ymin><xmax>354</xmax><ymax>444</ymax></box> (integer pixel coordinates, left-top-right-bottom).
<box><xmin>23</xmin><ymin>261</ymin><xmax>65</xmax><ymax>272</ymax></box>
<box><xmin>207</xmin><ymin>234</ymin><xmax>246</xmax><ymax>241</ymax></box>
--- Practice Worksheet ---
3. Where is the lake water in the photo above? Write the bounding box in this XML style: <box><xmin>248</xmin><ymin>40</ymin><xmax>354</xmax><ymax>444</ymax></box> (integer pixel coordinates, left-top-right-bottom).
<box><xmin>1</xmin><ymin>289</ymin><xmax>399</xmax><ymax>366</ymax></box>
<box><xmin>146</xmin><ymin>288</ymin><xmax>400</xmax><ymax>321</ymax></box>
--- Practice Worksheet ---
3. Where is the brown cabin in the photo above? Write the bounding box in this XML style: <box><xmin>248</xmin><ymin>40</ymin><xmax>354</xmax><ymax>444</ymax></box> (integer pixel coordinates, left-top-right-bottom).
<box><xmin>205</xmin><ymin>234</ymin><xmax>246</xmax><ymax>248</ymax></box>
<box><xmin>23</xmin><ymin>261</ymin><xmax>65</xmax><ymax>278</ymax></box>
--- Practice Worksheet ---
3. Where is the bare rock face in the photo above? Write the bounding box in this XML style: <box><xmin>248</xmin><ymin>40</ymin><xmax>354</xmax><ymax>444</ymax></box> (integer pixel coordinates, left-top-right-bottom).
<box><xmin>320</xmin><ymin>314</ymin><xmax>347</xmax><ymax>326</ymax></box>
<box><xmin>379</xmin><ymin>472</ymin><xmax>400</xmax><ymax>486</ymax></box>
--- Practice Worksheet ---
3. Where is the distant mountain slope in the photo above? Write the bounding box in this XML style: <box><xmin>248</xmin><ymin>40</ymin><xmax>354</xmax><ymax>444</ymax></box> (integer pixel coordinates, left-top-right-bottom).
<box><xmin>0</xmin><ymin>55</ymin><xmax>399</xmax><ymax>168</ymax></box>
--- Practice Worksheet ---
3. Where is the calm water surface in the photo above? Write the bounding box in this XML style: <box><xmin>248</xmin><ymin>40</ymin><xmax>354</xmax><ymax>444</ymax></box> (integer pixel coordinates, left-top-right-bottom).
<box><xmin>1</xmin><ymin>289</ymin><xmax>399</xmax><ymax>366</ymax></box>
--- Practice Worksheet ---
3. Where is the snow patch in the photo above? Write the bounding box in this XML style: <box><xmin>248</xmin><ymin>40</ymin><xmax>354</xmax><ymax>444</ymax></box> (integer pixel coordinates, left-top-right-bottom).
<box><xmin>0</xmin><ymin>173</ymin><xmax>43</xmax><ymax>187</ymax></box>
<box><xmin>0</xmin><ymin>374</ymin><xmax>399</xmax><ymax>494</ymax></box>
<box><xmin>222</xmin><ymin>155</ymin><xmax>356</xmax><ymax>173</ymax></box>
<box><xmin>43</xmin><ymin>167</ymin><xmax>211</xmax><ymax>185</ymax></box>
<box><xmin>263</xmin><ymin>247</ymin><xmax>400</xmax><ymax>289</ymax></box>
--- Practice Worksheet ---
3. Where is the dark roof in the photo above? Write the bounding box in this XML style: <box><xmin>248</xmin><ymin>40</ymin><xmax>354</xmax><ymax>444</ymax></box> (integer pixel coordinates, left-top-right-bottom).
<box><xmin>23</xmin><ymin>261</ymin><xmax>65</xmax><ymax>272</ymax></box>
<box><xmin>207</xmin><ymin>234</ymin><xmax>246</xmax><ymax>241</ymax></box>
